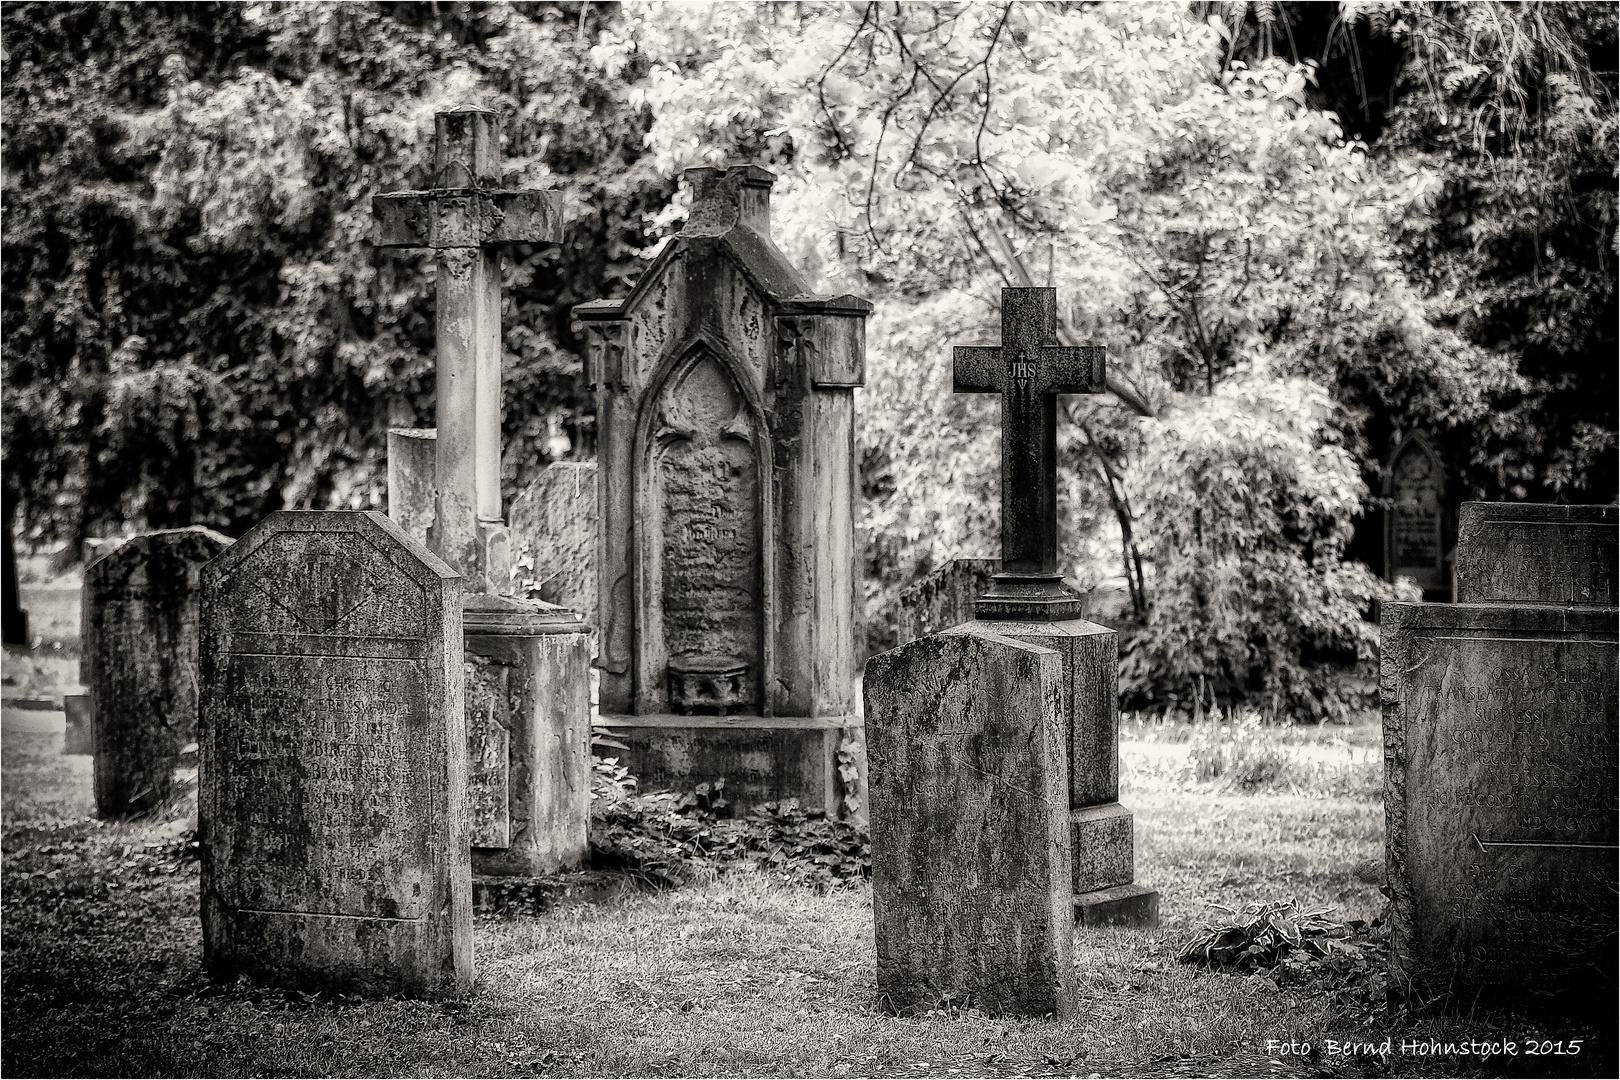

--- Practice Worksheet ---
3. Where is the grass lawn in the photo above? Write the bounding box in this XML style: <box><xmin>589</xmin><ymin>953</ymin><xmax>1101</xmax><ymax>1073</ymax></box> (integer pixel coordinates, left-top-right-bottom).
<box><xmin>2</xmin><ymin>704</ymin><xmax>1612</xmax><ymax>1079</ymax></box>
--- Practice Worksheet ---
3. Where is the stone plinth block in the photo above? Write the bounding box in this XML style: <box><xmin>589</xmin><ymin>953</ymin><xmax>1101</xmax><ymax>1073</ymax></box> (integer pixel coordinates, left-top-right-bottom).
<box><xmin>598</xmin><ymin>714</ymin><xmax>856</xmax><ymax>816</ymax></box>
<box><xmin>1075</xmin><ymin>884</ymin><xmax>1160</xmax><ymax>928</ymax></box>
<box><xmin>1071</xmin><ymin>802</ymin><xmax>1133</xmax><ymax>895</ymax></box>
<box><xmin>1455</xmin><ymin>503</ymin><xmax>1617</xmax><ymax>606</ymax></box>
<box><xmin>1381</xmin><ymin>602</ymin><xmax>1617</xmax><ymax>1002</ymax></box>
<box><xmin>866</xmin><ymin>627</ymin><xmax>1075</xmax><ymax>1017</ymax></box>
<box><xmin>465</xmin><ymin>594</ymin><xmax>592</xmax><ymax>876</ymax></box>
<box><xmin>83</xmin><ymin>526</ymin><xmax>232</xmax><ymax>817</ymax></box>
<box><xmin>946</xmin><ymin>617</ymin><xmax>1118</xmax><ymax>807</ymax></box>
<box><xmin>387</xmin><ymin>428</ymin><xmax>438</xmax><ymax>551</ymax></box>
<box><xmin>200</xmin><ymin>511</ymin><xmax>471</xmax><ymax>998</ymax></box>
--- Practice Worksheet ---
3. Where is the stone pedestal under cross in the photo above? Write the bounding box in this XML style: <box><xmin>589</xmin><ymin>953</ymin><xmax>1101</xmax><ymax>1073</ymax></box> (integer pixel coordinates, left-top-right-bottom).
<box><xmin>374</xmin><ymin>109</ymin><xmax>591</xmax><ymax>877</ymax></box>
<box><xmin>953</xmin><ymin>287</ymin><xmax>1105</xmax><ymax>620</ymax></box>
<box><xmin>373</xmin><ymin>107</ymin><xmax>563</xmax><ymax>596</ymax></box>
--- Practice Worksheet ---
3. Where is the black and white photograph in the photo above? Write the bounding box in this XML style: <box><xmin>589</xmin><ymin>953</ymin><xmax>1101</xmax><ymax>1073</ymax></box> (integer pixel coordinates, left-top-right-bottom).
<box><xmin>2</xmin><ymin>1</ymin><xmax>1615</xmax><ymax>1076</ymax></box>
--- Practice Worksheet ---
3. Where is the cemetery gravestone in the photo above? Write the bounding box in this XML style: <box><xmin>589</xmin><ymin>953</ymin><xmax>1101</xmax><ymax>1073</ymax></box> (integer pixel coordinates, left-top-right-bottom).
<box><xmin>199</xmin><ymin>511</ymin><xmax>471</xmax><ymax>997</ymax></box>
<box><xmin>866</xmin><ymin>630</ymin><xmax>1074</xmax><ymax>1016</ymax></box>
<box><xmin>62</xmin><ymin>688</ymin><xmax>92</xmax><ymax>756</ymax></box>
<box><xmin>1381</xmin><ymin>602</ymin><xmax>1617</xmax><ymax>1002</ymax></box>
<box><xmin>377</xmin><ymin>109</ymin><xmax>592</xmax><ymax>876</ymax></box>
<box><xmin>575</xmin><ymin>165</ymin><xmax>870</xmax><ymax>813</ymax></box>
<box><xmin>866</xmin><ymin>287</ymin><xmax>1156</xmax><ymax>1018</ymax></box>
<box><xmin>895</xmin><ymin>558</ymin><xmax>1000</xmax><ymax>646</ymax></box>
<box><xmin>82</xmin><ymin>527</ymin><xmax>231</xmax><ymax>817</ymax></box>
<box><xmin>509</xmin><ymin>461</ymin><xmax>598</xmax><ymax>626</ymax></box>
<box><xmin>1384</xmin><ymin>432</ymin><xmax>1451</xmax><ymax>601</ymax></box>
<box><xmin>1454</xmin><ymin>502</ymin><xmax>1617</xmax><ymax>606</ymax></box>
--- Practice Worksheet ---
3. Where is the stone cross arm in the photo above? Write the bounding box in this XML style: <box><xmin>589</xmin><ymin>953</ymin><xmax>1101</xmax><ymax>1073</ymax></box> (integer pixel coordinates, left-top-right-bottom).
<box><xmin>372</xmin><ymin>107</ymin><xmax>563</xmax><ymax>250</ymax></box>
<box><xmin>952</xmin><ymin>344</ymin><xmax>1105</xmax><ymax>396</ymax></box>
<box><xmin>373</xmin><ymin>188</ymin><xmax>563</xmax><ymax>250</ymax></box>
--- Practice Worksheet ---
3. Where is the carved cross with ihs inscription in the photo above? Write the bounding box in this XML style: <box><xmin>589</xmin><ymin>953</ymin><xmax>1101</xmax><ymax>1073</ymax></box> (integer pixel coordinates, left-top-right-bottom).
<box><xmin>954</xmin><ymin>287</ymin><xmax>1106</xmax><ymax>621</ymax></box>
<box><xmin>373</xmin><ymin>108</ymin><xmax>564</xmax><ymax>594</ymax></box>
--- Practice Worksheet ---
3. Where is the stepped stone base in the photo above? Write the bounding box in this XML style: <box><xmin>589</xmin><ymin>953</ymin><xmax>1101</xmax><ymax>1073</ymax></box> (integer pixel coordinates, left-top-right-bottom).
<box><xmin>1075</xmin><ymin>883</ymin><xmax>1160</xmax><ymax>928</ymax></box>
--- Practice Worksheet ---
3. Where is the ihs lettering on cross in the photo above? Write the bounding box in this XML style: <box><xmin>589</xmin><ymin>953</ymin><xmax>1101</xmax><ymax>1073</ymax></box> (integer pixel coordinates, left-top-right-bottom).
<box><xmin>372</xmin><ymin>108</ymin><xmax>563</xmax><ymax>594</ymax></box>
<box><xmin>953</xmin><ymin>287</ymin><xmax>1106</xmax><ymax>621</ymax></box>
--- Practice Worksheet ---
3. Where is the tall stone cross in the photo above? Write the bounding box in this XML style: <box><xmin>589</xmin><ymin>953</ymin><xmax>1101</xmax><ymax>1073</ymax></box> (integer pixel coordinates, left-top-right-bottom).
<box><xmin>953</xmin><ymin>287</ymin><xmax>1106</xmax><ymax>621</ymax></box>
<box><xmin>373</xmin><ymin>107</ymin><xmax>564</xmax><ymax>594</ymax></box>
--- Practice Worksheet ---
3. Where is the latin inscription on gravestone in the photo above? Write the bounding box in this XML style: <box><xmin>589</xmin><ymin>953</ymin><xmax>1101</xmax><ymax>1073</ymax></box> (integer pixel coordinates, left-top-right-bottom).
<box><xmin>1455</xmin><ymin>503</ymin><xmax>1618</xmax><ymax>606</ymax></box>
<box><xmin>650</xmin><ymin>350</ymin><xmax>762</xmax><ymax>709</ymax></box>
<box><xmin>83</xmin><ymin>527</ymin><xmax>232</xmax><ymax>817</ymax></box>
<box><xmin>200</xmin><ymin>511</ymin><xmax>470</xmax><ymax>997</ymax></box>
<box><xmin>1382</xmin><ymin>603</ymin><xmax>1617</xmax><ymax>1000</ymax></box>
<box><xmin>866</xmin><ymin>627</ymin><xmax>1075</xmax><ymax>1016</ymax></box>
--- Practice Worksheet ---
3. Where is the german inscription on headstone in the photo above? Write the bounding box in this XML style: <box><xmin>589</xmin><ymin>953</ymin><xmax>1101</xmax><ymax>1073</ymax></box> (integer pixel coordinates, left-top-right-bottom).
<box><xmin>83</xmin><ymin>527</ymin><xmax>232</xmax><ymax>817</ymax></box>
<box><xmin>866</xmin><ymin>628</ymin><xmax>1075</xmax><ymax>1016</ymax></box>
<box><xmin>199</xmin><ymin>511</ymin><xmax>471</xmax><ymax>997</ymax></box>
<box><xmin>1455</xmin><ymin>503</ymin><xmax>1617</xmax><ymax>607</ymax></box>
<box><xmin>1382</xmin><ymin>602</ymin><xmax>1617</xmax><ymax>1000</ymax></box>
<box><xmin>1384</xmin><ymin>433</ymin><xmax>1449</xmax><ymax>599</ymax></box>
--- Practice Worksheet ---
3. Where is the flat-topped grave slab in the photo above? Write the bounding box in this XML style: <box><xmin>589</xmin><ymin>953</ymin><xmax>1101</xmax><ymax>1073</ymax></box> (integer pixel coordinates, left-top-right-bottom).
<box><xmin>1381</xmin><ymin>602</ymin><xmax>1617</xmax><ymax>1002</ymax></box>
<box><xmin>199</xmin><ymin>511</ymin><xmax>471</xmax><ymax>998</ymax></box>
<box><xmin>867</xmin><ymin>626</ymin><xmax>1075</xmax><ymax>1017</ymax></box>
<box><xmin>1455</xmin><ymin>502</ymin><xmax>1617</xmax><ymax>606</ymax></box>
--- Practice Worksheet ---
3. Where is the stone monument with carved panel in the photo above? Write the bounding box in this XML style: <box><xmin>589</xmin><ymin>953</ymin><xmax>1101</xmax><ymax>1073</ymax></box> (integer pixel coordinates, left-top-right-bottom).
<box><xmin>574</xmin><ymin>165</ymin><xmax>870</xmax><ymax>814</ymax></box>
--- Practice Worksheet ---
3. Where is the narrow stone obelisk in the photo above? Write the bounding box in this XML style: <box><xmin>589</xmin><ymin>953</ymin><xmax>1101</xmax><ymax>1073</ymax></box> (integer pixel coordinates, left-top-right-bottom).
<box><xmin>374</xmin><ymin>109</ymin><xmax>592</xmax><ymax>876</ymax></box>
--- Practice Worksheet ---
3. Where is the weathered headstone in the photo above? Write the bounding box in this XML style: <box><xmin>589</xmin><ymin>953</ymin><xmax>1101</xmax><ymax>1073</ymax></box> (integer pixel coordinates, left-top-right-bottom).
<box><xmin>82</xmin><ymin>527</ymin><xmax>231</xmax><ymax>817</ymax></box>
<box><xmin>1381</xmin><ymin>602</ymin><xmax>1617</xmax><ymax>1002</ymax></box>
<box><xmin>376</xmin><ymin>109</ymin><xmax>592</xmax><ymax>876</ymax></box>
<box><xmin>199</xmin><ymin>511</ymin><xmax>471</xmax><ymax>997</ymax></box>
<box><xmin>1384</xmin><ymin>432</ymin><xmax>1451</xmax><ymax>601</ymax></box>
<box><xmin>574</xmin><ymin>165</ymin><xmax>870</xmax><ymax>813</ymax></box>
<box><xmin>895</xmin><ymin>558</ymin><xmax>1000</xmax><ymax>645</ymax></box>
<box><xmin>509</xmin><ymin>461</ymin><xmax>597</xmax><ymax>625</ymax></box>
<box><xmin>867</xmin><ymin>629</ymin><xmax>1074</xmax><ymax>1015</ymax></box>
<box><xmin>866</xmin><ymin>287</ymin><xmax>1156</xmax><ymax>1018</ymax></box>
<box><xmin>1454</xmin><ymin>503</ymin><xmax>1617</xmax><ymax>606</ymax></box>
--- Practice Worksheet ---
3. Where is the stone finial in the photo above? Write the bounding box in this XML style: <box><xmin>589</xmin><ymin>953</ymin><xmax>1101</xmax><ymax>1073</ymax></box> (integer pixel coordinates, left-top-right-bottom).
<box><xmin>681</xmin><ymin>164</ymin><xmax>776</xmax><ymax>237</ymax></box>
<box><xmin>434</xmin><ymin>107</ymin><xmax>501</xmax><ymax>188</ymax></box>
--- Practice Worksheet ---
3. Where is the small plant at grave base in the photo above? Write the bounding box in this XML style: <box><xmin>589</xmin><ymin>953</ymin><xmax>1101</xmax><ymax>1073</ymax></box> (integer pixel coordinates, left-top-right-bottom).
<box><xmin>1176</xmin><ymin>900</ymin><xmax>1392</xmax><ymax>1019</ymax></box>
<box><xmin>588</xmin><ymin>776</ymin><xmax>871</xmax><ymax>890</ymax></box>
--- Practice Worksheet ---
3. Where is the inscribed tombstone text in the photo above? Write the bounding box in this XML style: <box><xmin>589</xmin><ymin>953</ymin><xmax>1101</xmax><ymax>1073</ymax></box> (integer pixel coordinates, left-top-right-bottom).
<box><xmin>1455</xmin><ymin>503</ymin><xmax>1617</xmax><ymax>607</ymax></box>
<box><xmin>199</xmin><ymin>511</ymin><xmax>470</xmax><ymax>997</ymax></box>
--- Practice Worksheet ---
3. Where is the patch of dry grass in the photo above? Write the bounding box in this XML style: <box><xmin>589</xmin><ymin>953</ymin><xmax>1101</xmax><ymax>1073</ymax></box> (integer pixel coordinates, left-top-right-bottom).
<box><xmin>2</xmin><ymin>718</ymin><xmax>1612</xmax><ymax>1078</ymax></box>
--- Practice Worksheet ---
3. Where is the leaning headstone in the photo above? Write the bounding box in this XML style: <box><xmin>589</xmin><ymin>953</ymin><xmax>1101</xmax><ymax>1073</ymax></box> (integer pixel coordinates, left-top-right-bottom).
<box><xmin>509</xmin><ymin>461</ymin><xmax>598</xmax><ymax>626</ymax></box>
<box><xmin>867</xmin><ymin>629</ymin><xmax>1074</xmax><ymax>1016</ymax></box>
<box><xmin>1454</xmin><ymin>503</ymin><xmax>1617</xmax><ymax>606</ymax></box>
<box><xmin>199</xmin><ymin>510</ymin><xmax>471</xmax><ymax>997</ymax></box>
<box><xmin>82</xmin><ymin>527</ymin><xmax>231</xmax><ymax>817</ymax></box>
<box><xmin>895</xmin><ymin>558</ymin><xmax>1000</xmax><ymax>645</ymax></box>
<box><xmin>575</xmin><ymin>164</ymin><xmax>870</xmax><ymax>813</ymax></box>
<box><xmin>1381</xmin><ymin>602</ymin><xmax>1617</xmax><ymax>1002</ymax></box>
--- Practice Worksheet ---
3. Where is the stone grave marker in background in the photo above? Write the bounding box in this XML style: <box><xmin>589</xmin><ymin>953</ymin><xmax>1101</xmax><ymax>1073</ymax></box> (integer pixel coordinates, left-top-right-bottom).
<box><xmin>1454</xmin><ymin>502</ymin><xmax>1617</xmax><ymax>606</ymax></box>
<box><xmin>1384</xmin><ymin>432</ymin><xmax>1452</xmax><ymax>602</ymax></box>
<box><xmin>1381</xmin><ymin>601</ymin><xmax>1617</xmax><ymax>1003</ymax></box>
<box><xmin>895</xmin><ymin>558</ymin><xmax>1000</xmax><ymax>646</ymax></box>
<box><xmin>509</xmin><ymin>461</ymin><xmax>598</xmax><ymax>626</ymax></box>
<box><xmin>866</xmin><ymin>287</ymin><xmax>1156</xmax><ymax>1017</ymax></box>
<box><xmin>62</xmin><ymin>687</ymin><xmax>93</xmax><ymax>756</ymax></box>
<box><xmin>199</xmin><ymin>511</ymin><xmax>470</xmax><ymax>997</ymax></box>
<box><xmin>866</xmin><ymin>630</ymin><xmax>1073</xmax><ymax>1016</ymax></box>
<box><xmin>376</xmin><ymin>108</ymin><xmax>592</xmax><ymax>877</ymax></box>
<box><xmin>574</xmin><ymin>165</ymin><xmax>870</xmax><ymax>814</ymax></box>
<box><xmin>82</xmin><ymin>526</ymin><xmax>231</xmax><ymax>817</ymax></box>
